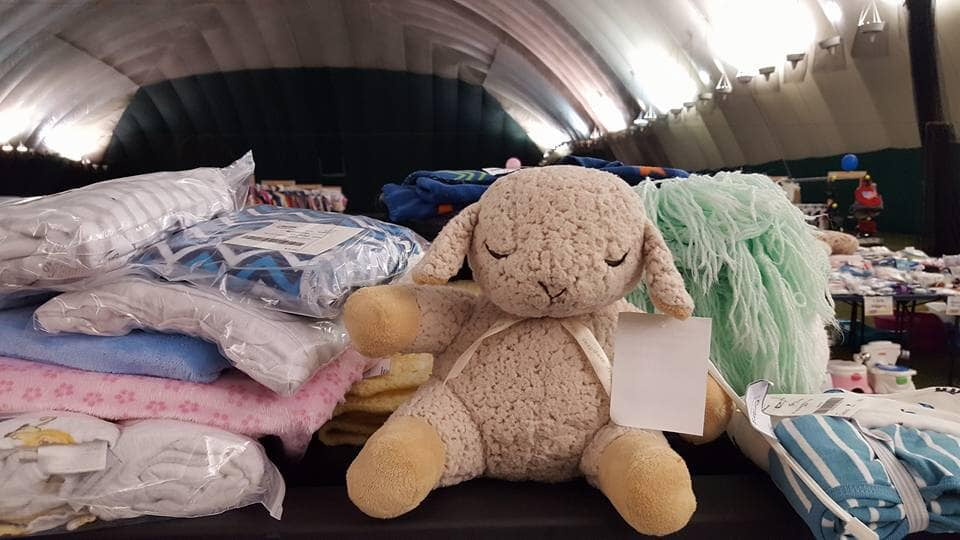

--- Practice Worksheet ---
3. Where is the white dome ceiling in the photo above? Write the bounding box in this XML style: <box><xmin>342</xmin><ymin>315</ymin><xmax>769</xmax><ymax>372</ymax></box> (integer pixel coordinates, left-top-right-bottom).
<box><xmin>0</xmin><ymin>0</ymin><xmax>933</xmax><ymax>168</ymax></box>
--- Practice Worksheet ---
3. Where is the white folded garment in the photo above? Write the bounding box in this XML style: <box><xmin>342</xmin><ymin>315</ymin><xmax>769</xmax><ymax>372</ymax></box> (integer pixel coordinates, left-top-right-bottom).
<box><xmin>0</xmin><ymin>412</ymin><xmax>283</xmax><ymax>535</ymax></box>
<box><xmin>0</xmin><ymin>152</ymin><xmax>253</xmax><ymax>294</ymax></box>
<box><xmin>63</xmin><ymin>419</ymin><xmax>283</xmax><ymax>521</ymax></box>
<box><xmin>35</xmin><ymin>276</ymin><xmax>348</xmax><ymax>395</ymax></box>
<box><xmin>0</xmin><ymin>412</ymin><xmax>119</xmax><ymax>533</ymax></box>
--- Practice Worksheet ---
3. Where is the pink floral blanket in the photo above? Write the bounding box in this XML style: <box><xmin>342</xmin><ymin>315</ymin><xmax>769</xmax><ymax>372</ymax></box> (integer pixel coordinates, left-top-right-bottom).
<box><xmin>0</xmin><ymin>349</ymin><xmax>368</xmax><ymax>457</ymax></box>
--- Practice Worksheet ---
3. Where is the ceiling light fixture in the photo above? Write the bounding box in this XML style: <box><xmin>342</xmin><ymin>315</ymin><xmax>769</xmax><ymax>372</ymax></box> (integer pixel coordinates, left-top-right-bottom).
<box><xmin>715</xmin><ymin>72</ymin><xmax>733</xmax><ymax>94</ymax></box>
<box><xmin>42</xmin><ymin>124</ymin><xmax>103</xmax><ymax>161</ymax></box>
<box><xmin>0</xmin><ymin>109</ymin><xmax>32</xmax><ymax>145</ymax></box>
<box><xmin>697</xmin><ymin>69</ymin><xmax>712</xmax><ymax>86</ymax></box>
<box><xmin>587</xmin><ymin>92</ymin><xmax>627</xmax><ymax>132</ymax></box>
<box><xmin>823</xmin><ymin>0</ymin><xmax>843</xmax><ymax>24</ymax></box>
<box><xmin>16</xmin><ymin>143</ymin><xmax>27</xmax><ymax>153</ymax></box>
<box><xmin>1</xmin><ymin>143</ymin><xmax>12</xmax><ymax>152</ymax></box>
<box><xmin>858</xmin><ymin>0</ymin><xmax>886</xmax><ymax>41</ymax></box>
<box><xmin>819</xmin><ymin>35</ymin><xmax>843</xmax><ymax>55</ymax></box>
<box><xmin>708</xmin><ymin>0</ymin><xmax>814</xmax><ymax>76</ymax></box>
<box><xmin>630</xmin><ymin>44</ymin><xmax>699</xmax><ymax>115</ymax></box>
<box><xmin>786</xmin><ymin>52</ymin><xmax>806</xmax><ymax>67</ymax></box>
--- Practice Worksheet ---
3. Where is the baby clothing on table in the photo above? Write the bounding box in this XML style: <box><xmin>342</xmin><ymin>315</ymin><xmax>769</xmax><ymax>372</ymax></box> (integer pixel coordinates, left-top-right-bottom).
<box><xmin>770</xmin><ymin>414</ymin><xmax>960</xmax><ymax>539</ymax></box>
<box><xmin>35</xmin><ymin>276</ymin><xmax>349</xmax><ymax>396</ymax></box>
<box><xmin>0</xmin><ymin>412</ymin><xmax>283</xmax><ymax>536</ymax></box>
<box><xmin>0</xmin><ymin>153</ymin><xmax>253</xmax><ymax>297</ymax></box>
<box><xmin>133</xmin><ymin>205</ymin><xmax>425</xmax><ymax>318</ymax></box>
<box><xmin>747</xmin><ymin>388</ymin><xmax>960</xmax><ymax>539</ymax></box>
<box><xmin>0</xmin><ymin>306</ymin><xmax>229</xmax><ymax>383</ymax></box>
<box><xmin>62</xmin><ymin>419</ymin><xmax>283</xmax><ymax>521</ymax></box>
<box><xmin>0</xmin><ymin>412</ymin><xmax>120</xmax><ymax>535</ymax></box>
<box><xmin>0</xmin><ymin>350</ymin><xmax>369</xmax><ymax>457</ymax></box>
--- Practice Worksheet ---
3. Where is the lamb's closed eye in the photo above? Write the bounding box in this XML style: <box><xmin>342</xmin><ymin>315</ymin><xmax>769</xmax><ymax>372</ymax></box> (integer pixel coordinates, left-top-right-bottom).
<box><xmin>485</xmin><ymin>241</ymin><xmax>511</xmax><ymax>259</ymax></box>
<box><xmin>605</xmin><ymin>251</ymin><xmax>629</xmax><ymax>267</ymax></box>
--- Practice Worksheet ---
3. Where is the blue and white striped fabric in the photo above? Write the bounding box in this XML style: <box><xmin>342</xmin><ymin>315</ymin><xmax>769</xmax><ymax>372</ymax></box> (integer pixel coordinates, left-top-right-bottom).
<box><xmin>769</xmin><ymin>415</ymin><xmax>960</xmax><ymax>539</ymax></box>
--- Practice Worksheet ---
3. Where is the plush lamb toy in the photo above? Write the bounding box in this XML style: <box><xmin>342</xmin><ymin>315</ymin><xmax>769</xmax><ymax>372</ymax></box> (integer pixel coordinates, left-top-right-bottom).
<box><xmin>343</xmin><ymin>165</ymin><xmax>734</xmax><ymax>536</ymax></box>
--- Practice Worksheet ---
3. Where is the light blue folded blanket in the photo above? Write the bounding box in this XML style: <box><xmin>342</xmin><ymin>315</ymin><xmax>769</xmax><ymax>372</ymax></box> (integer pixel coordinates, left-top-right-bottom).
<box><xmin>0</xmin><ymin>306</ymin><xmax>230</xmax><ymax>383</ymax></box>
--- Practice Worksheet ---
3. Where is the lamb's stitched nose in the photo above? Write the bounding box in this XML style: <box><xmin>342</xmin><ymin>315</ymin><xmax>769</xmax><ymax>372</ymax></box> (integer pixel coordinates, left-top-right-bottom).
<box><xmin>538</xmin><ymin>281</ymin><xmax>567</xmax><ymax>299</ymax></box>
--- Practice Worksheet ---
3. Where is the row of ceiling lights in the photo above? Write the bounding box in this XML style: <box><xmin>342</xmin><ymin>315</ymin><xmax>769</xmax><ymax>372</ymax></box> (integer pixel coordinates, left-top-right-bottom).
<box><xmin>536</xmin><ymin>0</ymin><xmax>892</xmax><ymax>154</ymax></box>
<box><xmin>1</xmin><ymin>141</ymin><xmax>102</xmax><ymax>167</ymax></box>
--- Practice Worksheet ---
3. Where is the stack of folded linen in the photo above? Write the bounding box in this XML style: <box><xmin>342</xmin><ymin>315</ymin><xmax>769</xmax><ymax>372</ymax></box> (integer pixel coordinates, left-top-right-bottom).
<box><xmin>317</xmin><ymin>353</ymin><xmax>433</xmax><ymax>446</ymax></box>
<box><xmin>0</xmin><ymin>152</ymin><xmax>428</xmax><ymax>532</ymax></box>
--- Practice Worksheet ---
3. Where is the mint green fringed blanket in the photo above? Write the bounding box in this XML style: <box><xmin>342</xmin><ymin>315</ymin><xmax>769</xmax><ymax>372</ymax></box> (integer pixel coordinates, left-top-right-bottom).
<box><xmin>627</xmin><ymin>172</ymin><xmax>834</xmax><ymax>394</ymax></box>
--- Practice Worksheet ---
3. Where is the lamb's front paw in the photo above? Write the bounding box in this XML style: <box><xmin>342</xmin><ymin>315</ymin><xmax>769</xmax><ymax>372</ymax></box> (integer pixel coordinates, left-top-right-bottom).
<box><xmin>343</xmin><ymin>285</ymin><xmax>420</xmax><ymax>358</ymax></box>
<box><xmin>347</xmin><ymin>416</ymin><xmax>445</xmax><ymax>518</ymax></box>
<box><xmin>598</xmin><ymin>434</ymin><xmax>696</xmax><ymax>536</ymax></box>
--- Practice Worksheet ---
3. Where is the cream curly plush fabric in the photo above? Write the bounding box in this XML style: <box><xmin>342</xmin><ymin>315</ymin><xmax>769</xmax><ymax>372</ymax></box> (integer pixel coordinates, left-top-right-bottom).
<box><xmin>355</xmin><ymin>166</ymin><xmax>695</xmax><ymax>484</ymax></box>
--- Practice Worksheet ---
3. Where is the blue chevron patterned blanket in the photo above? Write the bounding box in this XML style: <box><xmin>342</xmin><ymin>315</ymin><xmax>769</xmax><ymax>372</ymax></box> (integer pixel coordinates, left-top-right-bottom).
<box><xmin>134</xmin><ymin>206</ymin><xmax>425</xmax><ymax>318</ymax></box>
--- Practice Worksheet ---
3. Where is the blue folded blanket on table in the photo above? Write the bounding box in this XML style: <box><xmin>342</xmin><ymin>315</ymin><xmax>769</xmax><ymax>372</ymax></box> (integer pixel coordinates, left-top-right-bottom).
<box><xmin>769</xmin><ymin>414</ymin><xmax>960</xmax><ymax>539</ymax></box>
<box><xmin>0</xmin><ymin>306</ymin><xmax>229</xmax><ymax>382</ymax></box>
<box><xmin>558</xmin><ymin>155</ymin><xmax>690</xmax><ymax>184</ymax></box>
<box><xmin>380</xmin><ymin>160</ymin><xmax>689</xmax><ymax>222</ymax></box>
<box><xmin>134</xmin><ymin>205</ymin><xmax>424</xmax><ymax>318</ymax></box>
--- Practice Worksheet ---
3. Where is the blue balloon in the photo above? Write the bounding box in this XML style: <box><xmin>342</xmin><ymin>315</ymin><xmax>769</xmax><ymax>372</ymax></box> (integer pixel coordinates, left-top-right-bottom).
<box><xmin>841</xmin><ymin>153</ymin><xmax>859</xmax><ymax>171</ymax></box>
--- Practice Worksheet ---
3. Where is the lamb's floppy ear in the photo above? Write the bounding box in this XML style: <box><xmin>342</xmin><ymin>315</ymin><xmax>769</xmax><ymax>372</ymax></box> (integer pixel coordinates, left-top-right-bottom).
<box><xmin>412</xmin><ymin>203</ymin><xmax>480</xmax><ymax>285</ymax></box>
<box><xmin>640</xmin><ymin>219</ymin><xmax>694</xmax><ymax>319</ymax></box>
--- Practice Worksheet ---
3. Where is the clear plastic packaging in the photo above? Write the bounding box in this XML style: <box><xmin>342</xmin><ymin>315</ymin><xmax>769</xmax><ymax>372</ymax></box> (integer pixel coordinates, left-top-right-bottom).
<box><xmin>0</xmin><ymin>411</ymin><xmax>284</xmax><ymax>536</ymax></box>
<box><xmin>0</xmin><ymin>152</ymin><xmax>254</xmax><ymax>297</ymax></box>
<box><xmin>132</xmin><ymin>205</ymin><xmax>427</xmax><ymax>318</ymax></box>
<box><xmin>34</xmin><ymin>275</ymin><xmax>348</xmax><ymax>396</ymax></box>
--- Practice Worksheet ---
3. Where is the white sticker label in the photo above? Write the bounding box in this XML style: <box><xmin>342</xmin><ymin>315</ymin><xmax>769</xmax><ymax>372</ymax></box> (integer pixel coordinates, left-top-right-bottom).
<box><xmin>745</xmin><ymin>380</ymin><xmax>776</xmax><ymax>438</ymax></box>
<box><xmin>610</xmin><ymin>313</ymin><xmax>711</xmax><ymax>436</ymax></box>
<box><xmin>37</xmin><ymin>440</ymin><xmax>108</xmax><ymax>475</ymax></box>
<box><xmin>225</xmin><ymin>222</ymin><xmax>361</xmax><ymax>256</ymax></box>
<box><xmin>947</xmin><ymin>295</ymin><xmax>960</xmax><ymax>316</ymax></box>
<box><xmin>363</xmin><ymin>357</ymin><xmax>392</xmax><ymax>379</ymax></box>
<box><xmin>762</xmin><ymin>394</ymin><xmax>867</xmax><ymax>419</ymax></box>
<box><xmin>864</xmin><ymin>296</ymin><xmax>894</xmax><ymax>317</ymax></box>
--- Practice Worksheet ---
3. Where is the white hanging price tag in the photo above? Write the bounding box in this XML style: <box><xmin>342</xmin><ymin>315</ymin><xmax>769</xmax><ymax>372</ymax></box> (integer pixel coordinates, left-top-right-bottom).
<box><xmin>864</xmin><ymin>296</ymin><xmax>894</xmax><ymax>317</ymax></box>
<box><xmin>947</xmin><ymin>295</ymin><xmax>960</xmax><ymax>316</ymax></box>
<box><xmin>611</xmin><ymin>313</ymin><xmax>711</xmax><ymax>436</ymax></box>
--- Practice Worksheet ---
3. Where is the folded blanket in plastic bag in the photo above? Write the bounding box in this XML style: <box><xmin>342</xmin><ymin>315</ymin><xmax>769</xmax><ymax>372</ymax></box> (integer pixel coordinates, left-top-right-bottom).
<box><xmin>0</xmin><ymin>411</ymin><xmax>283</xmax><ymax>536</ymax></box>
<box><xmin>0</xmin><ymin>153</ymin><xmax>253</xmax><ymax>300</ymax></box>
<box><xmin>133</xmin><ymin>205</ymin><xmax>425</xmax><ymax>317</ymax></box>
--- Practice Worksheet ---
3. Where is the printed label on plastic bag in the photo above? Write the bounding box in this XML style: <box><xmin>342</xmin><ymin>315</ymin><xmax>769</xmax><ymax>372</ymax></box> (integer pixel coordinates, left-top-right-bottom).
<box><xmin>225</xmin><ymin>222</ymin><xmax>360</xmax><ymax>256</ymax></box>
<box><xmin>37</xmin><ymin>440</ymin><xmax>108</xmax><ymax>474</ymax></box>
<box><xmin>762</xmin><ymin>393</ymin><xmax>867</xmax><ymax>418</ymax></box>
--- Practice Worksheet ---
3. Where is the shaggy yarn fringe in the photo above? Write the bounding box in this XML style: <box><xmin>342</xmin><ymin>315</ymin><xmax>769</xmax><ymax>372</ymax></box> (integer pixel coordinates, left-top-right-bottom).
<box><xmin>627</xmin><ymin>172</ymin><xmax>835</xmax><ymax>394</ymax></box>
